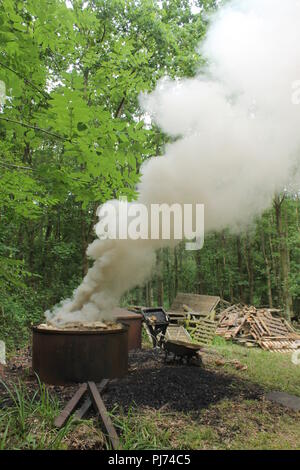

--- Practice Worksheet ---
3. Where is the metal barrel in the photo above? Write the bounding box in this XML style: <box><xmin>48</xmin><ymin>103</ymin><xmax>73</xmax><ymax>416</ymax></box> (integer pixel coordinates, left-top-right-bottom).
<box><xmin>32</xmin><ymin>325</ymin><xmax>128</xmax><ymax>385</ymax></box>
<box><xmin>111</xmin><ymin>308</ymin><xmax>143</xmax><ymax>351</ymax></box>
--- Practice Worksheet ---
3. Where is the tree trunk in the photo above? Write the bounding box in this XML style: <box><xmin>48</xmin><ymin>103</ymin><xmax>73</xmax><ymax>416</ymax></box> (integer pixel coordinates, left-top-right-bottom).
<box><xmin>273</xmin><ymin>194</ymin><xmax>293</xmax><ymax>320</ymax></box>
<box><xmin>156</xmin><ymin>249</ymin><xmax>164</xmax><ymax>306</ymax></box>
<box><xmin>135</xmin><ymin>287</ymin><xmax>142</xmax><ymax>306</ymax></box>
<box><xmin>242</xmin><ymin>234</ymin><xmax>254</xmax><ymax>304</ymax></box>
<box><xmin>144</xmin><ymin>283</ymin><xmax>149</xmax><ymax>307</ymax></box>
<box><xmin>80</xmin><ymin>202</ymin><xmax>99</xmax><ymax>278</ymax></box>
<box><xmin>195</xmin><ymin>250</ymin><xmax>203</xmax><ymax>294</ymax></box>
<box><xmin>296</xmin><ymin>195</ymin><xmax>300</xmax><ymax>231</ymax></box>
<box><xmin>215</xmin><ymin>234</ymin><xmax>224</xmax><ymax>298</ymax></box>
<box><xmin>268</xmin><ymin>216</ymin><xmax>280</xmax><ymax>303</ymax></box>
<box><xmin>221</xmin><ymin>232</ymin><xmax>234</xmax><ymax>302</ymax></box>
<box><xmin>215</xmin><ymin>258</ymin><xmax>223</xmax><ymax>299</ymax></box>
<box><xmin>149</xmin><ymin>281</ymin><xmax>153</xmax><ymax>306</ymax></box>
<box><xmin>174</xmin><ymin>246</ymin><xmax>179</xmax><ymax>296</ymax></box>
<box><xmin>26</xmin><ymin>223</ymin><xmax>35</xmax><ymax>286</ymax></box>
<box><xmin>145</xmin><ymin>281</ymin><xmax>153</xmax><ymax>307</ymax></box>
<box><xmin>236</xmin><ymin>235</ymin><xmax>245</xmax><ymax>302</ymax></box>
<box><xmin>165</xmin><ymin>248</ymin><xmax>173</xmax><ymax>308</ymax></box>
<box><xmin>260</xmin><ymin>229</ymin><xmax>273</xmax><ymax>308</ymax></box>
<box><xmin>41</xmin><ymin>216</ymin><xmax>53</xmax><ymax>283</ymax></box>
<box><xmin>284</xmin><ymin>204</ymin><xmax>291</xmax><ymax>272</ymax></box>
<box><xmin>81</xmin><ymin>208</ymin><xmax>89</xmax><ymax>277</ymax></box>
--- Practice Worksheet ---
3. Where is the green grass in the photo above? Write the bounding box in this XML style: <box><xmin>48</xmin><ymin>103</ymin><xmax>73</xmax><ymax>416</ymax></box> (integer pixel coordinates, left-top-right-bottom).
<box><xmin>109</xmin><ymin>399</ymin><xmax>300</xmax><ymax>450</ymax></box>
<box><xmin>0</xmin><ymin>378</ymin><xmax>74</xmax><ymax>449</ymax></box>
<box><xmin>108</xmin><ymin>339</ymin><xmax>300</xmax><ymax>450</ymax></box>
<box><xmin>211</xmin><ymin>338</ymin><xmax>300</xmax><ymax>396</ymax></box>
<box><xmin>141</xmin><ymin>325</ymin><xmax>153</xmax><ymax>348</ymax></box>
<box><xmin>177</xmin><ymin>425</ymin><xmax>219</xmax><ymax>450</ymax></box>
<box><xmin>1</xmin><ymin>340</ymin><xmax>299</xmax><ymax>450</ymax></box>
<box><xmin>111</xmin><ymin>405</ymin><xmax>173</xmax><ymax>450</ymax></box>
<box><xmin>173</xmin><ymin>399</ymin><xmax>300</xmax><ymax>450</ymax></box>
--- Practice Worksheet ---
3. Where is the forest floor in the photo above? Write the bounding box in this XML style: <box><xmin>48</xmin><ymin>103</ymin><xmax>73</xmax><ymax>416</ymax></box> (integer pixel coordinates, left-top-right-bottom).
<box><xmin>0</xmin><ymin>339</ymin><xmax>299</xmax><ymax>450</ymax></box>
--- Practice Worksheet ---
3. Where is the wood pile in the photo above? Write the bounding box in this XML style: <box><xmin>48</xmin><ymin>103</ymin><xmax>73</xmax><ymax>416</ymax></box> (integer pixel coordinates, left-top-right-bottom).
<box><xmin>216</xmin><ymin>305</ymin><xmax>300</xmax><ymax>353</ymax></box>
<box><xmin>167</xmin><ymin>295</ymin><xmax>218</xmax><ymax>346</ymax></box>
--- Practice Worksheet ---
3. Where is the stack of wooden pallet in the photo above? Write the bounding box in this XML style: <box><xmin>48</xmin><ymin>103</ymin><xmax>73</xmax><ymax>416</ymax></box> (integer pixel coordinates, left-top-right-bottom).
<box><xmin>216</xmin><ymin>305</ymin><xmax>300</xmax><ymax>353</ymax></box>
<box><xmin>216</xmin><ymin>304</ymin><xmax>247</xmax><ymax>339</ymax></box>
<box><xmin>166</xmin><ymin>293</ymin><xmax>219</xmax><ymax>346</ymax></box>
<box><xmin>165</xmin><ymin>315</ymin><xmax>217</xmax><ymax>347</ymax></box>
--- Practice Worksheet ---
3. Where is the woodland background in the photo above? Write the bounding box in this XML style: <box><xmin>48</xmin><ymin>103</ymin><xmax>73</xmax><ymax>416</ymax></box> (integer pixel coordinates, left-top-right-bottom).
<box><xmin>0</xmin><ymin>0</ymin><xmax>299</xmax><ymax>349</ymax></box>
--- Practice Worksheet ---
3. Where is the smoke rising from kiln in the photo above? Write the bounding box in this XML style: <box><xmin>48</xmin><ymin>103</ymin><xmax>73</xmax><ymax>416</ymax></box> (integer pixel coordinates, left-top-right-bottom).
<box><xmin>46</xmin><ymin>0</ymin><xmax>300</xmax><ymax>325</ymax></box>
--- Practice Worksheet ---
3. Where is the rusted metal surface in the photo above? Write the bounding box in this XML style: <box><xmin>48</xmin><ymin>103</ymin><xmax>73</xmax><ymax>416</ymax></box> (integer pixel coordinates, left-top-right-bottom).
<box><xmin>111</xmin><ymin>308</ymin><xmax>142</xmax><ymax>351</ymax></box>
<box><xmin>163</xmin><ymin>339</ymin><xmax>201</xmax><ymax>359</ymax></box>
<box><xmin>163</xmin><ymin>339</ymin><xmax>202</xmax><ymax>364</ymax></box>
<box><xmin>141</xmin><ymin>307</ymin><xmax>169</xmax><ymax>324</ymax></box>
<box><xmin>88</xmin><ymin>381</ymin><xmax>121</xmax><ymax>450</ymax></box>
<box><xmin>32</xmin><ymin>325</ymin><xmax>128</xmax><ymax>385</ymax></box>
<box><xmin>54</xmin><ymin>383</ymin><xmax>88</xmax><ymax>428</ymax></box>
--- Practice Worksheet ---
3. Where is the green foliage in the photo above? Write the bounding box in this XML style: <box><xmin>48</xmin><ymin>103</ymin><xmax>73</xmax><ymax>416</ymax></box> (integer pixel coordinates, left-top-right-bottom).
<box><xmin>0</xmin><ymin>378</ymin><xmax>73</xmax><ymax>449</ymax></box>
<box><xmin>128</xmin><ymin>196</ymin><xmax>300</xmax><ymax>322</ymax></box>
<box><xmin>0</xmin><ymin>0</ymin><xmax>299</xmax><ymax>351</ymax></box>
<box><xmin>111</xmin><ymin>405</ymin><xmax>173</xmax><ymax>450</ymax></box>
<box><xmin>0</xmin><ymin>0</ymin><xmax>215</xmax><ymax>347</ymax></box>
<box><xmin>0</xmin><ymin>291</ymin><xmax>43</xmax><ymax>350</ymax></box>
<box><xmin>212</xmin><ymin>340</ymin><xmax>300</xmax><ymax>396</ymax></box>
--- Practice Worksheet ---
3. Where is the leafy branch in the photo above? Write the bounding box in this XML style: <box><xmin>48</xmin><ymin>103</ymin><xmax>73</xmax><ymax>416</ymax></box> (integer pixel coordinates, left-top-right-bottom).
<box><xmin>0</xmin><ymin>116</ymin><xmax>67</xmax><ymax>141</ymax></box>
<box><xmin>0</xmin><ymin>60</ymin><xmax>51</xmax><ymax>100</ymax></box>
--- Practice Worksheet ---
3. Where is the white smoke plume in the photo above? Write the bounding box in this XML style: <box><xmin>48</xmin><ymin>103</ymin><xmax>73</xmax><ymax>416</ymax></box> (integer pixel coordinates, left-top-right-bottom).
<box><xmin>46</xmin><ymin>0</ymin><xmax>300</xmax><ymax>325</ymax></box>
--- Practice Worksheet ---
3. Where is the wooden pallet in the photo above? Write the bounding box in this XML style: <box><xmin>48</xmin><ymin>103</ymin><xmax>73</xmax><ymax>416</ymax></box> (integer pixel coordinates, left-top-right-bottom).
<box><xmin>259</xmin><ymin>337</ymin><xmax>299</xmax><ymax>353</ymax></box>
<box><xmin>165</xmin><ymin>325</ymin><xmax>192</xmax><ymax>343</ymax></box>
<box><xmin>188</xmin><ymin>318</ymin><xmax>217</xmax><ymax>346</ymax></box>
<box><xmin>167</xmin><ymin>311</ymin><xmax>187</xmax><ymax>325</ymax></box>
<box><xmin>170</xmin><ymin>293</ymin><xmax>220</xmax><ymax>315</ymax></box>
<box><xmin>216</xmin><ymin>304</ymin><xmax>300</xmax><ymax>352</ymax></box>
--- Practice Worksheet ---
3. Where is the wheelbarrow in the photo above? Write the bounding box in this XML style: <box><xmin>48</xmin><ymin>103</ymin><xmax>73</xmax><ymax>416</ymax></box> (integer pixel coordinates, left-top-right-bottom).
<box><xmin>162</xmin><ymin>339</ymin><xmax>203</xmax><ymax>365</ymax></box>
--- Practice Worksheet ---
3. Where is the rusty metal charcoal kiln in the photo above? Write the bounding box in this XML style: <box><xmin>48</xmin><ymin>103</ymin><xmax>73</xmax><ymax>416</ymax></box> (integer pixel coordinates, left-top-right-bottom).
<box><xmin>32</xmin><ymin>324</ymin><xmax>128</xmax><ymax>385</ymax></box>
<box><xmin>111</xmin><ymin>307</ymin><xmax>143</xmax><ymax>351</ymax></box>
